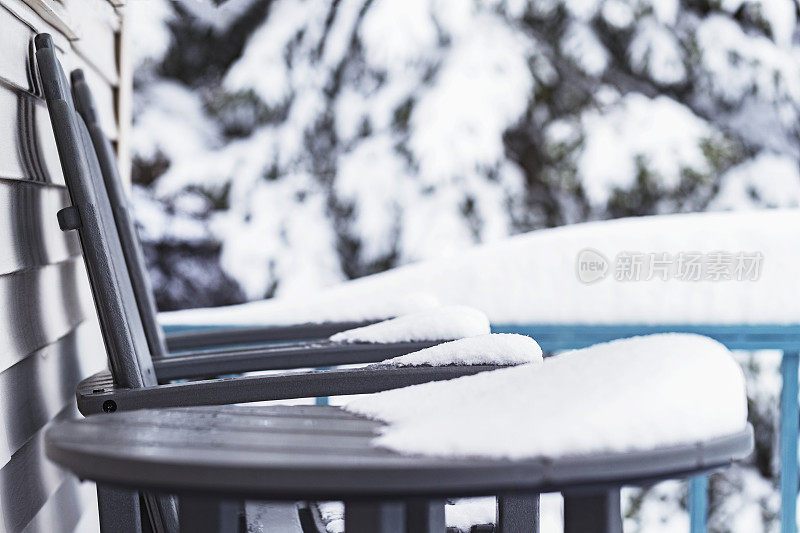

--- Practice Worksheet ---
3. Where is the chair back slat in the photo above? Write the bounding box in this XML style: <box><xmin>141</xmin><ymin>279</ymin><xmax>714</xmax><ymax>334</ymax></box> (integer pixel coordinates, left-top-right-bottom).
<box><xmin>71</xmin><ymin>70</ymin><xmax>167</xmax><ymax>358</ymax></box>
<box><xmin>35</xmin><ymin>34</ymin><xmax>157</xmax><ymax>388</ymax></box>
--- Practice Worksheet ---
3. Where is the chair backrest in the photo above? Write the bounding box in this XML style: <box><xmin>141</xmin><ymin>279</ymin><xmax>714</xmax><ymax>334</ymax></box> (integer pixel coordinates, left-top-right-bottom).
<box><xmin>71</xmin><ymin>69</ymin><xmax>168</xmax><ymax>358</ymax></box>
<box><xmin>35</xmin><ymin>34</ymin><xmax>158</xmax><ymax>389</ymax></box>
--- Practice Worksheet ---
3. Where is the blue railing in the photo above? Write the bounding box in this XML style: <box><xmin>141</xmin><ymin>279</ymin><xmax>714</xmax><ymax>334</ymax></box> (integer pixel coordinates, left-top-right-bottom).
<box><xmin>493</xmin><ymin>323</ymin><xmax>800</xmax><ymax>533</ymax></box>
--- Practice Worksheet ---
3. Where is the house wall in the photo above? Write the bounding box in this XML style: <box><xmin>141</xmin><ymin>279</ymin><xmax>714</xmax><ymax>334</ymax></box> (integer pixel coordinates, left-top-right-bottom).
<box><xmin>0</xmin><ymin>0</ymin><xmax>123</xmax><ymax>530</ymax></box>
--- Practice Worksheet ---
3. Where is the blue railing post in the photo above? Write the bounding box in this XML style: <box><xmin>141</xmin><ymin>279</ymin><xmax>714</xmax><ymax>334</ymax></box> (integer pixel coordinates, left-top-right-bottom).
<box><xmin>314</xmin><ymin>366</ymin><xmax>331</xmax><ymax>405</ymax></box>
<box><xmin>689</xmin><ymin>475</ymin><xmax>708</xmax><ymax>533</ymax></box>
<box><xmin>781</xmin><ymin>351</ymin><xmax>799</xmax><ymax>533</ymax></box>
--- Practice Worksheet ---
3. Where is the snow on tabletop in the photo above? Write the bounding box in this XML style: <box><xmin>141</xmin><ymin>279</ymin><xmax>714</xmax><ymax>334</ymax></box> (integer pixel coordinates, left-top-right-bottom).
<box><xmin>346</xmin><ymin>334</ymin><xmax>748</xmax><ymax>459</ymax></box>
<box><xmin>378</xmin><ymin>333</ymin><xmax>542</xmax><ymax>367</ymax></box>
<box><xmin>329</xmin><ymin>305</ymin><xmax>490</xmax><ymax>344</ymax></box>
<box><xmin>158</xmin><ymin>291</ymin><xmax>439</xmax><ymax>327</ymax></box>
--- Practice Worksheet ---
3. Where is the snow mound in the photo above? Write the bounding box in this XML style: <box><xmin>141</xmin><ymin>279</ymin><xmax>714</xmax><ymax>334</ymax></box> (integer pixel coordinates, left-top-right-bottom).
<box><xmin>163</xmin><ymin>210</ymin><xmax>800</xmax><ymax>327</ymax></box>
<box><xmin>159</xmin><ymin>291</ymin><xmax>439</xmax><ymax>327</ymax></box>
<box><xmin>346</xmin><ymin>334</ymin><xmax>748</xmax><ymax>459</ymax></box>
<box><xmin>379</xmin><ymin>333</ymin><xmax>542</xmax><ymax>366</ymax></box>
<box><xmin>275</xmin><ymin>210</ymin><xmax>799</xmax><ymax>325</ymax></box>
<box><xmin>330</xmin><ymin>306</ymin><xmax>490</xmax><ymax>344</ymax></box>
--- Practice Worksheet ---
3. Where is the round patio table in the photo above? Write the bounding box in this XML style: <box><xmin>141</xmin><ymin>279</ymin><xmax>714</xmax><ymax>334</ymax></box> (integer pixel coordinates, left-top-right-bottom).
<box><xmin>45</xmin><ymin>404</ymin><xmax>753</xmax><ymax>533</ymax></box>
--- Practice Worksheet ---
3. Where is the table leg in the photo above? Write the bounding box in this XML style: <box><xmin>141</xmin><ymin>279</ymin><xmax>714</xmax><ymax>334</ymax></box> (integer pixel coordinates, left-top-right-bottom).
<box><xmin>563</xmin><ymin>489</ymin><xmax>622</xmax><ymax>533</ymax></box>
<box><xmin>497</xmin><ymin>493</ymin><xmax>540</xmax><ymax>533</ymax></box>
<box><xmin>406</xmin><ymin>499</ymin><xmax>445</xmax><ymax>532</ymax></box>
<box><xmin>178</xmin><ymin>494</ymin><xmax>241</xmax><ymax>533</ymax></box>
<box><xmin>344</xmin><ymin>501</ymin><xmax>405</xmax><ymax>533</ymax></box>
<box><xmin>97</xmin><ymin>485</ymin><xmax>143</xmax><ymax>533</ymax></box>
<box><xmin>781</xmin><ymin>351</ymin><xmax>799</xmax><ymax>533</ymax></box>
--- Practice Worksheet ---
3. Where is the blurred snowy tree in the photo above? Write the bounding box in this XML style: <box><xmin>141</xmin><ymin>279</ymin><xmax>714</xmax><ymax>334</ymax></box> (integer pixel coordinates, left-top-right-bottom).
<box><xmin>129</xmin><ymin>0</ymin><xmax>800</xmax><ymax>309</ymax></box>
<box><xmin>127</xmin><ymin>2</ymin><xmax>799</xmax><ymax>527</ymax></box>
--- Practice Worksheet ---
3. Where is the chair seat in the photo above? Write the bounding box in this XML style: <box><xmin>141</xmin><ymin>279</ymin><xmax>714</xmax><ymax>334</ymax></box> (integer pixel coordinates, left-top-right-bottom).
<box><xmin>46</xmin><ymin>404</ymin><xmax>752</xmax><ymax>501</ymax></box>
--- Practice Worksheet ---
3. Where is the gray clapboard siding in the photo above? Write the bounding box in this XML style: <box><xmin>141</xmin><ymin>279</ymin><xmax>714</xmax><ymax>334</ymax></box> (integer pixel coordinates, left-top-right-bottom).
<box><xmin>0</xmin><ymin>180</ymin><xmax>80</xmax><ymax>275</ymax></box>
<box><xmin>21</xmin><ymin>477</ymin><xmax>91</xmax><ymax>533</ymax></box>
<box><xmin>0</xmin><ymin>323</ymin><xmax>105</xmax><ymax>467</ymax></box>
<box><xmin>0</xmin><ymin>259</ymin><xmax>93</xmax><ymax>373</ymax></box>
<box><xmin>0</xmin><ymin>89</ymin><xmax>62</xmax><ymax>184</ymax></box>
<box><xmin>0</xmin><ymin>0</ymin><xmax>123</xmax><ymax>530</ymax></box>
<box><xmin>0</xmin><ymin>404</ymin><xmax>82</xmax><ymax>532</ymax></box>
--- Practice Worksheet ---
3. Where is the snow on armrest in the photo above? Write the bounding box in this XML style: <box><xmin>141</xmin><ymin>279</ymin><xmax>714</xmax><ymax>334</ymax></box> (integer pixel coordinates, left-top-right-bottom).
<box><xmin>347</xmin><ymin>333</ymin><xmax>747</xmax><ymax>459</ymax></box>
<box><xmin>379</xmin><ymin>333</ymin><xmax>542</xmax><ymax>366</ymax></box>
<box><xmin>329</xmin><ymin>305</ymin><xmax>490</xmax><ymax>344</ymax></box>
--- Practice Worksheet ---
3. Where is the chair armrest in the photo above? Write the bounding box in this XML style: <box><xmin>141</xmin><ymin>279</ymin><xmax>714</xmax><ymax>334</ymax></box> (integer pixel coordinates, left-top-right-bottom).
<box><xmin>77</xmin><ymin>364</ymin><xmax>503</xmax><ymax>415</ymax></box>
<box><xmin>163</xmin><ymin>321</ymin><xmax>375</xmax><ymax>351</ymax></box>
<box><xmin>153</xmin><ymin>340</ymin><xmax>442</xmax><ymax>381</ymax></box>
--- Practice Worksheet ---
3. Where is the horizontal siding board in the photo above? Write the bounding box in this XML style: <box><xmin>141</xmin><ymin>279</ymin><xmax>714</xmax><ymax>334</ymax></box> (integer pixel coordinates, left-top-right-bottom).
<box><xmin>0</xmin><ymin>322</ymin><xmax>106</xmax><ymax>469</ymax></box>
<box><xmin>0</xmin><ymin>179</ymin><xmax>79</xmax><ymax>275</ymax></box>
<box><xmin>0</xmin><ymin>0</ymin><xmax>70</xmax><ymax>90</ymax></box>
<box><xmin>1</xmin><ymin>0</ymin><xmax>120</xmax><ymax>77</ymax></box>
<box><xmin>15</xmin><ymin>0</ymin><xmax>120</xmax><ymax>85</ymax></box>
<box><xmin>0</xmin><ymin>403</ymin><xmax>81</xmax><ymax>532</ymax></box>
<box><xmin>0</xmin><ymin>4</ymin><xmax>119</xmax><ymax>149</ymax></box>
<box><xmin>0</xmin><ymin>85</ymin><xmax>65</xmax><ymax>184</ymax></box>
<box><xmin>0</xmin><ymin>259</ymin><xmax>93</xmax><ymax>374</ymax></box>
<box><xmin>0</xmin><ymin>2</ymin><xmax>35</xmax><ymax>93</ymax></box>
<box><xmin>19</xmin><ymin>0</ymin><xmax>78</xmax><ymax>39</ymax></box>
<box><xmin>69</xmin><ymin>0</ymin><xmax>120</xmax><ymax>85</ymax></box>
<box><xmin>21</xmin><ymin>477</ymin><xmax>86</xmax><ymax>533</ymax></box>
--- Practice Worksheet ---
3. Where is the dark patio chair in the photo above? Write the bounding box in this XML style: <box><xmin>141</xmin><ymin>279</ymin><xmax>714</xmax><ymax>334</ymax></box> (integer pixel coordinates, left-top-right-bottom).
<box><xmin>70</xmin><ymin>66</ymin><xmax>439</xmax><ymax>354</ymax></box>
<box><xmin>39</xmin><ymin>64</ymin><xmax>491</xmax><ymax>384</ymax></box>
<box><xmin>35</xmin><ymin>32</ymin><xmax>504</xmax><ymax>409</ymax></box>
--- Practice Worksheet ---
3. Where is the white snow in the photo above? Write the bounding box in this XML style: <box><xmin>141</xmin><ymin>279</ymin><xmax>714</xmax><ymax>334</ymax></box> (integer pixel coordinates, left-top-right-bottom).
<box><xmin>628</xmin><ymin>17</ymin><xmax>687</xmax><ymax>85</ymax></box>
<box><xmin>601</xmin><ymin>0</ymin><xmax>634</xmax><ymax>29</ymax></box>
<box><xmin>711</xmin><ymin>152</ymin><xmax>800</xmax><ymax>210</ymax></box>
<box><xmin>125</xmin><ymin>0</ymin><xmax>173</xmax><ymax>68</ymax></box>
<box><xmin>134</xmin><ymin>0</ymin><xmax>534</xmax><ymax>301</ymax></box>
<box><xmin>379</xmin><ymin>333</ymin><xmax>542</xmax><ymax>367</ymax></box>
<box><xmin>163</xmin><ymin>209</ymin><xmax>800</xmax><ymax>326</ymax></box>
<box><xmin>346</xmin><ymin>333</ymin><xmax>748</xmax><ymax>459</ymax></box>
<box><xmin>562</xmin><ymin>22</ymin><xmax>608</xmax><ymax>76</ymax></box>
<box><xmin>576</xmin><ymin>93</ymin><xmax>721</xmax><ymax>205</ymax></box>
<box><xmin>696</xmin><ymin>15</ymin><xmax>800</xmax><ymax>107</ymax></box>
<box><xmin>159</xmin><ymin>291</ymin><xmax>439</xmax><ymax>326</ymax></box>
<box><xmin>329</xmin><ymin>306</ymin><xmax>490</xmax><ymax>344</ymax></box>
<box><xmin>444</xmin><ymin>498</ymin><xmax>496</xmax><ymax>531</ymax></box>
